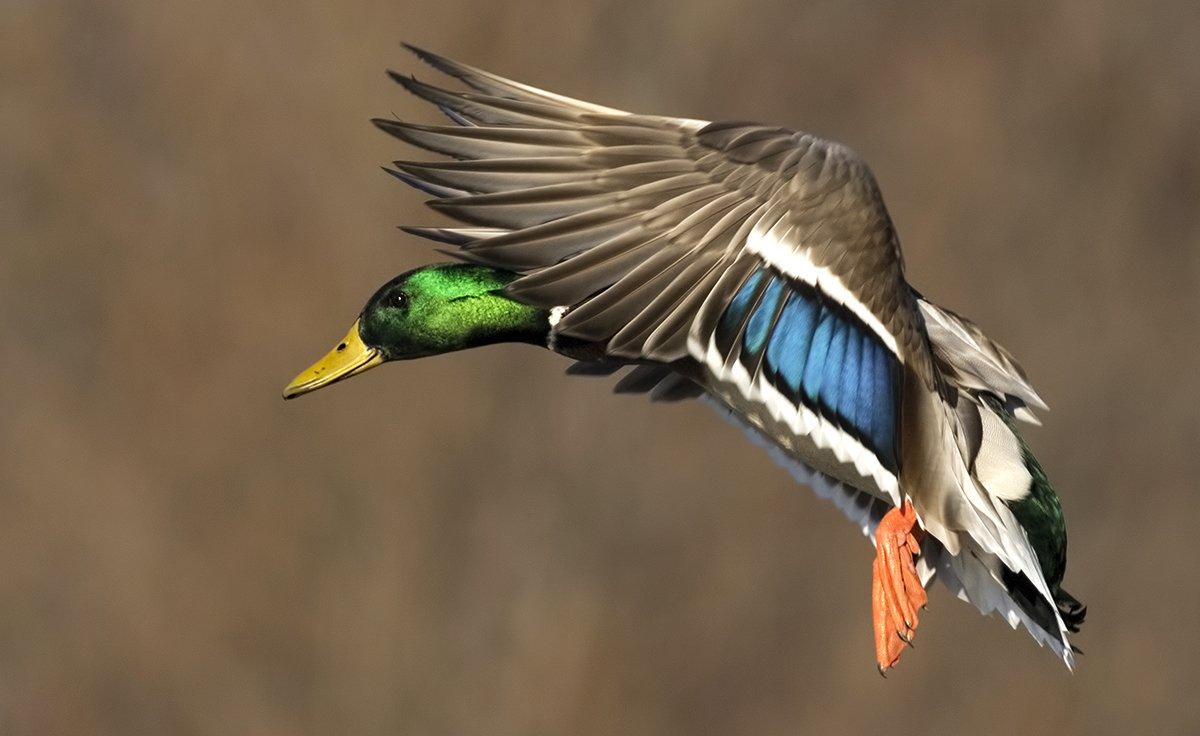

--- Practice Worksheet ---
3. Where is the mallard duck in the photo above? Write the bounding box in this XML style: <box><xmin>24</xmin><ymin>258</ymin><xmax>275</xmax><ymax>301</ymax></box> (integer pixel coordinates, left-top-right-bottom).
<box><xmin>285</xmin><ymin>45</ymin><xmax>1085</xmax><ymax>674</ymax></box>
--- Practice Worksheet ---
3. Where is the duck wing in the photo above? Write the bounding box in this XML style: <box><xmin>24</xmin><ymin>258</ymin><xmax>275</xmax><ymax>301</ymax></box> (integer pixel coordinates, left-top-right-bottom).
<box><xmin>381</xmin><ymin>45</ymin><xmax>921</xmax><ymax>494</ymax></box>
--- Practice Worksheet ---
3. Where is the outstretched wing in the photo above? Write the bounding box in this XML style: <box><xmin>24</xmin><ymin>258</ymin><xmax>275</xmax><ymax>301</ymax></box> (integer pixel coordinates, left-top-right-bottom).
<box><xmin>379</xmin><ymin>45</ymin><xmax>928</xmax><ymax>500</ymax></box>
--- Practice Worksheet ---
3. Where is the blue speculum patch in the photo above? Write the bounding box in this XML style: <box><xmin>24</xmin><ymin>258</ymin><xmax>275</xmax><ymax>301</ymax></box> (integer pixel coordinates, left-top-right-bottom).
<box><xmin>717</xmin><ymin>266</ymin><xmax>900</xmax><ymax>471</ymax></box>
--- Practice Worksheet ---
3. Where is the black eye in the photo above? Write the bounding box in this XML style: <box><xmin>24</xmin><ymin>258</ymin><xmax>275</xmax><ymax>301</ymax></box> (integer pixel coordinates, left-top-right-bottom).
<box><xmin>388</xmin><ymin>291</ymin><xmax>409</xmax><ymax>309</ymax></box>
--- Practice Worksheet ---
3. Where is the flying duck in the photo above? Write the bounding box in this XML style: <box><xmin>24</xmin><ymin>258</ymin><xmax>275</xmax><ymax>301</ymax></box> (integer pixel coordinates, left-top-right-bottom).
<box><xmin>285</xmin><ymin>45</ymin><xmax>1085</xmax><ymax>674</ymax></box>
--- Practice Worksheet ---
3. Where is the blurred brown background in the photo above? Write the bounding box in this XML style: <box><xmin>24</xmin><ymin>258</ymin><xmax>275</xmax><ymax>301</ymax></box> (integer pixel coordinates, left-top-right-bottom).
<box><xmin>4</xmin><ymin>1</ymin><xmax>1199</xmax><ymax>734</ymax></box>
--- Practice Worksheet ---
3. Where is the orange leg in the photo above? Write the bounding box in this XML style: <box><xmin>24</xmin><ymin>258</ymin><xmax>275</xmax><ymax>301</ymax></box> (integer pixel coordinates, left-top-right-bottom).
<box><xmin>872</xmin><ymin>500</ymin><xmax>928</xmax><ymax>675</ymax></box>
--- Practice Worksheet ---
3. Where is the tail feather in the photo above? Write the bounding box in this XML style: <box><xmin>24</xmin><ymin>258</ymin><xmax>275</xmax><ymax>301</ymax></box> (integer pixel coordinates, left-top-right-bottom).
<box><xmin>927</xmin><ymin>542</ymin><xmax>1079</xmax><ymax>669</ymax></box>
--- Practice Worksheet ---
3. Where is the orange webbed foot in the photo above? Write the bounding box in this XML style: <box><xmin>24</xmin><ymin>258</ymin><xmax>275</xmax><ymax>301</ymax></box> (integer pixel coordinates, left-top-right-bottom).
<box><xmin>872</xmin><ymin>500</ymin><xmax>928</xmax><ymax>675</ymax></box>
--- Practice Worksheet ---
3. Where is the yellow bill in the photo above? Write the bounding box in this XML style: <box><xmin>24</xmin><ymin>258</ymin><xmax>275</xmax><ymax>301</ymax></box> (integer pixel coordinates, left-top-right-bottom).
<box><xmin>283</xmin><ymin>320</ymin><xmax>383</xmax><ymax>399</ymax></box>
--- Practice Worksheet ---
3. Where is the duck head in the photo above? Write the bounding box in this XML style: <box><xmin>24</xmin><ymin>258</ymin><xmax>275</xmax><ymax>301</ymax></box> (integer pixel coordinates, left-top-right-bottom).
<box><xmin>283</xmin><ymin>263</ymin><xmax>549</xmax><ymax>399</ymax></box>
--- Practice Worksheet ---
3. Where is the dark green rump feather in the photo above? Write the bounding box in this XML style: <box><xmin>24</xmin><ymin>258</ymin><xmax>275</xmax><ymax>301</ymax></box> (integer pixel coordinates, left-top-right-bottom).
<box><xmin>979</xmin><ymin>394</ymin><xmax>1067</xmax><ymax>589</ymax></box>
<box><xmin>1005</xmin><ymin>440</ymin><xmax>1067</xmax><ymax>590</ymax></box>
<box><xmin>983</xmin><ymin>396</ymin><xmax>1085</xmax><ymax>634</ymax></box>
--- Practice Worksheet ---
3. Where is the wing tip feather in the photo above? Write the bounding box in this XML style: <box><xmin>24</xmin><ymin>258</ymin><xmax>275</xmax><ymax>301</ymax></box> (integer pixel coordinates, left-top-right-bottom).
<box><xmin>399</xmin><ymin>42</ymin><xmax>479</xmax><ymax>87</ymax></box>
<box><xmin>400</xmin><ymin>41</ymin><xmax>438</xmax><ymax>65</ymax></box>
<box><xmin>382</xmin><ymin>166</ymin><xmax>465</xmax><ymax>198</ymax></box>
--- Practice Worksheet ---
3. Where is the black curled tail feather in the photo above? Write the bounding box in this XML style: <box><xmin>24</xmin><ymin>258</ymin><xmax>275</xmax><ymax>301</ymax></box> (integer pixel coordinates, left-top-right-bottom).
<box><xmin>1000</xmin><ymin>567</ymin><xmax>1064</xmax><ymax>646</ymax></box>
<box><xmin>999</xmin><ymin>564</ymin><xmax>1086</xmax><ymax>655</ymax></box>
<box><xmin>1055</xmin><ymin>588</ymin><xmax>1087</xmax><ymax>634</ymax></box>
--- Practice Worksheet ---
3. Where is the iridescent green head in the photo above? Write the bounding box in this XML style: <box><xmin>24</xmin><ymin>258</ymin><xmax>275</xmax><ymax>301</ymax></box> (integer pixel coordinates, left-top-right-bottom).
<box><xmin>284</xmin><ymin>263</ymin><xmax>548</xmax><ymax>398</ymax></box>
